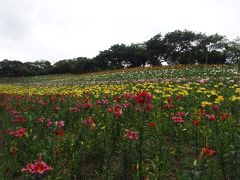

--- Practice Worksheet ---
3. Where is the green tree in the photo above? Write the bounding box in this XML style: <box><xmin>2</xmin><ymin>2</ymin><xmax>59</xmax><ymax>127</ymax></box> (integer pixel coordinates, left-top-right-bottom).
<box><xmin>196</xmin><ymin>33</ymin><xmax>227</xmax><ymax>64</ymax></box>
<box><xmin>226</xmin><ymin>37</ymin><xmax>240</xmax><ymax>64</ymax></box>
<box><xmin>72</xmin><ymin>57</ymin><xmax>96</xmax><ymax>74</ymax></box>
<box><xmin>53</xmin><ymin>59</ymin><xmax>74</xmax><ymax>74</ymax></box>
<box><xmin>162</xmin><ymin>30</ymin><xmax>203</xmax><ymax>65</ymax></box>
<box><xmin>0</xmin><ymin>59</ymin><xmax>26</xmax><ymax>77</ymax></box>
<box><xmin>145</xmin><ymin>33</ymin><xmax>166</xmax><ymax>65</ymax></box>
<box><xmin>93</xmin><ymin>43</ymin><xmax>147</xmax><ymax>69</ymax></box>
<box><xmin>124</xmin><ymin>43</ymin><xmax>148</xmax><ymax>67</ymax></box>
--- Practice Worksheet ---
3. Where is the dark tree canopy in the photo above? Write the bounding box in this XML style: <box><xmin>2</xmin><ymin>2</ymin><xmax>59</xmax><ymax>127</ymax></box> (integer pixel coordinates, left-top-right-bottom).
<box><xmin>0</xmin><ymin>30</ymin><xmax>239</xmax><ymax>77</ymax></box>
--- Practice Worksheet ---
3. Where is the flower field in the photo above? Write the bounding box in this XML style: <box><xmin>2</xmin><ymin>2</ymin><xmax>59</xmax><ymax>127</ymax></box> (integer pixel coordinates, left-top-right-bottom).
<box><xmin>0</xmin><ymin>65</ymin><xmax>240</xmax><ymax>179</ymax></box>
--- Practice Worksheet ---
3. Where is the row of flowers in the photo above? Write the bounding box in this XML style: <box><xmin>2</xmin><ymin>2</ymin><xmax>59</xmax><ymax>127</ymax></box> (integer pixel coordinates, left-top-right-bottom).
<box><xmin>0</xmin><ymin>64</ymin><xmax>240</xmax><ymax>179</ymax></box>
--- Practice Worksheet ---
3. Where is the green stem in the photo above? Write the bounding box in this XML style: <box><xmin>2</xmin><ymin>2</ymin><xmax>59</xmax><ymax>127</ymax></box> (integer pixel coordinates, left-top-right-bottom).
<box><xmin>195</xmin><ymin>125</ymin><xmax>198</xmax><ymax>159</ymax></box>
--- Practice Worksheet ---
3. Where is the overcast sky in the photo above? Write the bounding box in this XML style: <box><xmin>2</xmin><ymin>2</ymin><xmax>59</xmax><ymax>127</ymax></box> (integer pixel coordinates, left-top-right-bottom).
<box><xmin>0</xmin><ymin>0</ymin><xmax>239</xmax><ymax>63</ymax></box>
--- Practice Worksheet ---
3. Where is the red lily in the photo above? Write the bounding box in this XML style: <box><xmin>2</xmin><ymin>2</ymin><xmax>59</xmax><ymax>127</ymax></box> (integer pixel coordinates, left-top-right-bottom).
<box><xmin>135</xmin><ymin>91</ymin><xmax>153</xmax><ymax>104</ymax></box>
<box><xmin>147</xmin><ymin>122</ymin><xmax>157</xmax><ymax>127</ymax></box>
<box><xmin>54</xmin><ymin>129</ymin><xmax>65</xmax><ymax>136</ymax></box>
<box><xmin>82</xmin><ymin>117</ymin><xmax>95</xmax><ymax>129</ymax></box>
<box><xmin>22</xmin><ymin>154</ymin><xmax>53</xmax><ymax>175</ymax></box>
<box><xmin>201</xmin><ymin>147</ymin><xmax>217</xmax><ymax>156</ymax></box>
<box><xmin>193</xmin><ymin>120</ymin><xmax>200</xmax><ymax>126</ymax></box>
<box><xmin>8</xmin><ymin>128</ymin><xmax>27</xmax><ymax>138</ymax></box>
<box><xmin>125</xmin><ymin>129</ymin><xmax>139</xmax><ymax>140</ymax></box>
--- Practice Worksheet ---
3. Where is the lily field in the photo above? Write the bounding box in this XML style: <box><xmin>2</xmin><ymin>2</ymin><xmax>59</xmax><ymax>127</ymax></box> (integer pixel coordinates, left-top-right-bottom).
<box><xmin>0</xmin><ymin>65</ymin><xmax>240</xmax><ymax>179</ymax></box>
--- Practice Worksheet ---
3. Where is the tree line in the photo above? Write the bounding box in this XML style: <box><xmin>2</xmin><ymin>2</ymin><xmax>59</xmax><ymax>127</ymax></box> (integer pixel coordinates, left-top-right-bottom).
<box><xmin>1</xmin><ymin>29</ymin><xmax>239</xmax><ymax>77</ymax></box>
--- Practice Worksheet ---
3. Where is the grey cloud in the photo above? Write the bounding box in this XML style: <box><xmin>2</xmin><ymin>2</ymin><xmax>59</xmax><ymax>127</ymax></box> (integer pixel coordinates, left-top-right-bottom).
<box><xmin>0</xmin><ymin>16</ymin><xmax>28</xmax><ymax>40</ymax></box>
<box><xmin>0</xmin><ymin>0</ymin><xmax>36</xmax><ymax>41</ymax></box>
<box><xmin>0</xmin><ymin>0</ymin><xmax>239</xmax><ymax>62</ymax></box>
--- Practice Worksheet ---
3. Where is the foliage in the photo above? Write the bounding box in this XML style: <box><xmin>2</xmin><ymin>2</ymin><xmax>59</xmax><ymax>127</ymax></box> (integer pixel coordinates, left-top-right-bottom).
<box><xmin>1</xmin><ymin>30</ymin><xmax>240</xmax><ymax>77</ymax></box>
